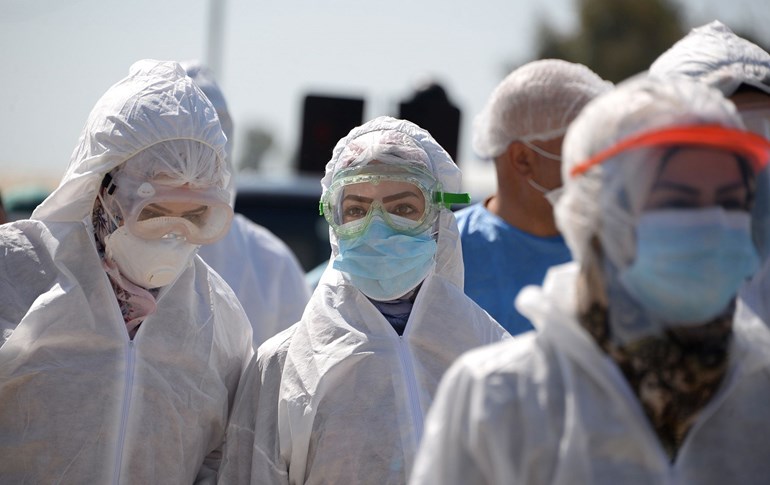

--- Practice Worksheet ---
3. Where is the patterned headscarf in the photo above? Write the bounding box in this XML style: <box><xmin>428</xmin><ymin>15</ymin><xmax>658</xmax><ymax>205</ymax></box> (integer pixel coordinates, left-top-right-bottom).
<box><xmin>92</xmin><ymin>183</ymin><xmax>158</xmax><ymax>338</ymax></box>
<box><xmin>576</xmin><ymin>255</ymin><xmax>731</xmax><ymax>461</ymax></box>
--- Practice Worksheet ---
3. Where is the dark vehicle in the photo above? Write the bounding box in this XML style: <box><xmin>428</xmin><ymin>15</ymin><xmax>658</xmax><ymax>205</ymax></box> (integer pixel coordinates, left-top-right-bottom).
<box><xmin>234</xmin><ymin>173</ymin><xmax>330</xmax><ymax>272</ymax></box>
<box><xmin>2</xmin><ymin>186</ymin><xmax>51</xmax><ymax>222</ymax></box>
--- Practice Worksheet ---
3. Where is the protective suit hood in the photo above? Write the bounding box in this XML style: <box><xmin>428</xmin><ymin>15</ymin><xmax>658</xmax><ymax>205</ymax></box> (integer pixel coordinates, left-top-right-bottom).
<box><xmin>33</xmin><ymin>59</ymin><xmax>231</xmax><ymax>223</ymax></box>
<box><xmin>649</xmin><ymin>20</ymin><xmax>770</xmax><ymax>97</ymax></box>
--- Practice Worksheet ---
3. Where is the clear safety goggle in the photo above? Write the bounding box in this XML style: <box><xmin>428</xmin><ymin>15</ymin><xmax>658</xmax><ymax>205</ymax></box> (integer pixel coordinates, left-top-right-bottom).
<box><xmin>319</xmin><ymin>164</ymin><xmax>469</xmax><ymax>239</ymax></box>
<box><xmin>105</xmin><ymin>171</ymin><xmax>233</xmax><ymax>244</ymax></box>
<box><xmin>570</xmin><ymin>124</ymin><xmax>770</xmax><ymax>177</ymax></box>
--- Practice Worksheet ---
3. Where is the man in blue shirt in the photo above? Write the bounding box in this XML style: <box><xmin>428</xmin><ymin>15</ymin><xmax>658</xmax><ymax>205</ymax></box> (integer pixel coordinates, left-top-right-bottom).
<box><xmin>456</xmin><ymin>59</ymin><xmax>611</xmax><ymax>335</ymax></box>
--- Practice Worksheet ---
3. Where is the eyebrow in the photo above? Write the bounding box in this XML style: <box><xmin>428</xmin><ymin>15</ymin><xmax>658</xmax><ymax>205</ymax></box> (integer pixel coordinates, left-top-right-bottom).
<box><xmin>382</xmin><ymin>191</ymin><xmax>421</xmax><ymax>204</ymax></box>
<box><xmin>651</xmin><ymin>180</ymin><xmax>749</xmax><ymax>199</ymax></box>
<box><xmin>650</xmin><ymin>181</ymin><xmax>698</xmax><ymax>195</ymax></box>
<box><xmin>716</xmin><ymin>181</ymin><xmax>749</xmax><ymax>196</ymax></box>
<box><xmin>145</xmin><ymin>203</ymin><xmax>208</xmax><ymax>216</ymax></box>
<box><xmin>342</xmin><ymin>194</ymin><xmax>373</xmax><ymax>204</ymax></box>
<box><xmin>342</xmin><ymin>191</ymin><xmax>421</xmax><ymax>204</ymax></box>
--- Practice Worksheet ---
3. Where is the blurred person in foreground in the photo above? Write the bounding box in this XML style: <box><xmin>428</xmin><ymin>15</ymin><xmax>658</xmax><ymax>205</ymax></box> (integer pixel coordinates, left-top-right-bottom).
<box><xmin>182</xmin><ymin>60</ymin><xmax>311</xmax><ymax>347</ymax></box>
<box><xmin>218</xmin><ymin>116</ymin><xmax>509</xmax><ymax>484</ymax></box>
<box><xmin>0</xmin><ymin>60</ymin><xmax>253</xmax><ymax>483</ymax></box>
<box><xmin>650</xmin><ymin>20</ymin><xmax>770</xmax><ymax>325</ymax></box>
<box><xmin>411</xmin><ymin>75</ymin><xmax>770</xmax><ymax>484</ymax></box>
<box><xmin>455</xmin><ymin>59</ymin><xmax>611</xmax><ymax>335</ymax></box>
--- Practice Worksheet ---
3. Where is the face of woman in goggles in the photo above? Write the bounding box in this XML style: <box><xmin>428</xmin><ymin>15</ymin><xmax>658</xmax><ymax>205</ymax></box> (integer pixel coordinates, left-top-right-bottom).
<box><xmin>108</xmin><ymin>172</ymin><xmax>233</xmax><ymax>244</ymax></box>
<box><xmin>135</xmin><ymin>200</ymin><xmax>213</xmax><ymax>237</ymax></box>
<box><xmin>323</xmin><ymin>165</ymin><xmax>441</xmax><ymax>239</ymax></box>
<box><xmin>341</xmin><ymin>179</ymin><xmax>427</xmax><ymax>222</ymax></box>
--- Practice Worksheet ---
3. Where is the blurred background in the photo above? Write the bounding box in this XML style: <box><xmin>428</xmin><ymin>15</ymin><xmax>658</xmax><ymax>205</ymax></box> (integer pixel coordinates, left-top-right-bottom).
<box><xmin>2</xmin><ymin>0</ymin><xmax>769</xmax><ymax>268</ymax></box>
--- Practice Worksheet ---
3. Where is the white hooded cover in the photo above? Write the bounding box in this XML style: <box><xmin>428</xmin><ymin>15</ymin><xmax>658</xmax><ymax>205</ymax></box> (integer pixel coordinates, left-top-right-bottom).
<box><xmin>0</xmin><ymin>60</ymin><xmax>253</xmax><ymax>483</ymax></box>
<box><xmin>649</xmin><ymin>20</ymin><xmax>770</xmax><ymax>97</ymax></box>
<box><xmin>411</xmin><ymin>75</ymin><xmax>770</xmax><ymax>484</ymax></box>
<box><xmin>219</xmin><ymin>117</ymin><xmax>509</xmax><ymax>484</ymax></box>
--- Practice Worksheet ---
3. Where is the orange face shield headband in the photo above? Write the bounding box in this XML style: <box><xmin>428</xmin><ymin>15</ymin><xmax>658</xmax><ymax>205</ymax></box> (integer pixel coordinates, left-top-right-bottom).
<box><xmin>570</xmin><ymin>124</ymin><xmax>770</xmax><ymax>177</ymax></box>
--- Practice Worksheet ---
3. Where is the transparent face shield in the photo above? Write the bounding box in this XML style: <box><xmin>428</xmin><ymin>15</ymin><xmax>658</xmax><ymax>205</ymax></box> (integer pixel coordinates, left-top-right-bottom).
<box><xmin>103</xmin><ymin>170</ymin><xmax>233</xmax><ymax>244</ymax></box>
<box><xmin>320</xmin><ymin>164</ymin><xmax>469</xmax><ymax>239</ymax></box>
<box><xmin>567</xmin><ymin>123</ymin><xmax>770</xmax><ymax>272</ymax></box>
<box><xmin>570</xmin><ymin>124</ymin><xmax>770</xmax><ymax>178</ymax></box>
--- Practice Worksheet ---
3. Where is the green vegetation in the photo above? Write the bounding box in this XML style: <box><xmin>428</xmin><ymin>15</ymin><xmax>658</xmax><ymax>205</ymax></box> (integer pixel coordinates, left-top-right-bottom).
<box><xmin>536</xmin><ymin>0</ymin><xmax>686</xmax><ymax>82</ymax></box>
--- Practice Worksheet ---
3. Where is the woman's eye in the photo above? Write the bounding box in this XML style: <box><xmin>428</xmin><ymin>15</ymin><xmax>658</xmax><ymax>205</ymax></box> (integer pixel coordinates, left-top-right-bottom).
<box><xmin>390</xmin><ymin>204</ymin><xmax>419</xmax><ymax>218</ymax></box>
<box><xmin>343</xmin><ymin>205</ymin><xmax>368</xmax><ymax>221</ymax></box>
<box><xmin>647</xmin><ymin>196</ymin><xmax>696</xmax><ymax>210</ymax></box>
<box><xmin>138</xmin><ymin>209</ymin><xmax>163</xmax><ymax>220</ymax></box>
<box><xmin>718</xmin><ymin>198</ymin><xmax>749</xmax><ymax>211</ymax></box>
<box><xmin>182</xmin><ymin>208</ymin><xmax>208</xmax><ymax>225</ymax></box>
<box><xmin>184</xmin><ymin>213</ymin><xmax>204</xmax><ymax>225</ymax></box>
<box><xmin>666</xmin><ymin>199</ymin><xmax>697</xmax><ymax>209</ymax></box>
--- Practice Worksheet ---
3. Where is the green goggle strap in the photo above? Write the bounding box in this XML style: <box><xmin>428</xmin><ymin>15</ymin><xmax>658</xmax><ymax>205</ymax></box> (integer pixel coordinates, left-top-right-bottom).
<box><xmin>434</xmin><ymin>191</ymin><xmax>471</xmax><ymax>208</ymax></box>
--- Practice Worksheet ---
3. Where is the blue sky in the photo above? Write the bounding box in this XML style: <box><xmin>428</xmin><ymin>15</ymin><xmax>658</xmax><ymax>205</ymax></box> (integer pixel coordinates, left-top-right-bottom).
<box><xmin>2</xmin><ymin>0</ymin><xmax>768</xmax><ymax>197</ymax></box>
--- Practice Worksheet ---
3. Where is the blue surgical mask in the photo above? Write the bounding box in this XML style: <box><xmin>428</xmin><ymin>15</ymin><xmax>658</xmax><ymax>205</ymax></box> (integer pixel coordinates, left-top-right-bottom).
<box><xmin>333</xmin><ymin>216</ymin><xmax>437</xmax><ymax>301</ymax></box>
<box><xmin>619</xmin><ymin>208</ymin><xmax>759</xmax><ymax>324</ymax></box>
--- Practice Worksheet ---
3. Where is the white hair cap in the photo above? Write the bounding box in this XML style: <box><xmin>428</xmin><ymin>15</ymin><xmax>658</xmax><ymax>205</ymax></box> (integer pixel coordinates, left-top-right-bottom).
<box><xmin>555</xmin><ymin>74</ymin><xmax>749</xmax><ymax>270</ymax></box>
<box><xmin>650</xmin><ymin>20</ymin><xmax>770</xmax><ymax>97</ymax></box>
<box><xmin>472</xmin><ymin>59</ymin><xmax>612</xmax><ymax>160</ymax></box>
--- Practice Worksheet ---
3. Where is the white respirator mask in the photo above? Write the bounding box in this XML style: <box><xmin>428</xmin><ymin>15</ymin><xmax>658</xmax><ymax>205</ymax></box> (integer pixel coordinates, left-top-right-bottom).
<box><xmin>104</xmin><ymin>227</ymin><xmax>199</xmax><ymax>289</ymax></box>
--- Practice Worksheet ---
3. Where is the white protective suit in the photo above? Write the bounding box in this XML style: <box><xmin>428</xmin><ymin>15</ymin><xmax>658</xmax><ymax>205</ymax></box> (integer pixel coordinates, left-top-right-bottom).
<box><xmin>411</xmin><ymin>76</ymin><xmax>770</xmax><ymax>484</ymax></box>
<box><xmin>411</xmin><ymin>263</ymin><xmax>770</xmax><ymax>485</ymax></box>
<box><xmin>0</xmin><ymin>60</ymin><xmax>253</xmax><ymax>484</ymax></box>
<box><xmin>218</xmin><ymin>116</ymin><xmax>510</xmax><ymax>484</ymax></box>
